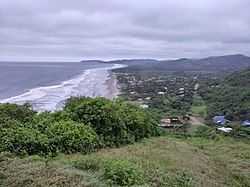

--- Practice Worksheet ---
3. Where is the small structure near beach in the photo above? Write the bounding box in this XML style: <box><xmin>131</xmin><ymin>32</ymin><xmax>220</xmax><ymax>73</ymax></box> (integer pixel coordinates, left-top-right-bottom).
<box><xmin>140</xmin><ymin>104</ymin><xmax>149</xmax><ymax>109</ymax></box>
<box><xmin>212</xmin><ymin>116</ymin><xmax>230</xmax><ymax>125</ymax></box>
<box><xmin>157</xmin><ymin>91</ymin><xmax>165</xmax><ymax>95</ymax></box>
<box><xmin>243</xmin><ymin>120</ymin><xmax>250</xmax><ymax>127</ymax></box>
<box><xmin>159</xmin><ymin>117</ymin><xmax>182</xmax><ymax>128</ymax></box>
<box><xmin>170</xmin><ymin>116</ymin><xmax>180</xmax><ymax>123</ymax></box>
<box><xmin>217</xmin><ymin>127</ymin><xmax>233</xmax><ymax>133</ymax></box>
<box><xmin>159</xmin><ymin>118</ymin><xmax>173</xmax><ymax>128</ymax></box>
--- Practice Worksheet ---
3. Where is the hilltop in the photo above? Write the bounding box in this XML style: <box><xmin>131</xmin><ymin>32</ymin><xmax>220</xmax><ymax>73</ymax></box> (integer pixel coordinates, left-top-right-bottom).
<box><xmin>81</xmin><ymin>54</ymin><xmax>250</xmax><ymax>72</ymax></box>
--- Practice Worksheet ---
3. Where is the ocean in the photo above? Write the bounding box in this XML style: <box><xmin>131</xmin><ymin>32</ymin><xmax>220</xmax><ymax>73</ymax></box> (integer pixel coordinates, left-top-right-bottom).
<box><xmin>0</xmin><ymin>61</ymin><xmax>123</xmax><ymax>112</ymax></box>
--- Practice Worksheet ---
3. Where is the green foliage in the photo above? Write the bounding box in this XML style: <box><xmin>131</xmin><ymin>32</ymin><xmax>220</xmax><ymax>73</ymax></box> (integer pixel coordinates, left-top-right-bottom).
<box><xmin>1</xmin><ymin>126</ymin><xmax>48</xmax><ymax>156</ymax></box>
<box><xmin>204</xmin><ymin>85</ymin><xmax>250</xmax><ymax>122</ymax></box>
<box><xmin>229</xmin><ymin>125</ymin><xmax>250</xmax><ymax>141</ymax></box>
<box><xmin>73</xmin><ymin>155</ymin><xmax>101</xmax><ymax>171</ymax></box>
<box><xmin>223</xmin><ymin>67</ymin><xmax>250</xmax><ymax>87</ymax></box>
<box><xmin>194</xmin><ymin>126</ymin><xmax>219</xmax><ymax>140</ymax></box>
<box><xmin>66</xmin><ymin>97</ymin><xmax>161</xmax><ymax>147</ymax></box>
<box><xmin>176</xmin><ymin>172</ymin><xmax>195</xmax><ymax>187</ymax></box>
<box><xmin>45</xmin><ymin>121</ymin><xmax>99</xmax><ymax>154</ymax></box>
<box><xmin>200</xmin><ymin>68</ymin><xmax>250</xmax><ymax>122</ymax></box>
<box><xmin>0</xmin><ymin>103</ymin><xmax>36</xmax><ymax>124</ymax></box>
<box><xmin>0</xmin><ymin>97</ymin><xmax>161</xmax><ymax>157</ymax></box>
<box><xmin>101</xmin><ymin>160</ymin><xmax>144</xmax><ymax>186</ymax></box>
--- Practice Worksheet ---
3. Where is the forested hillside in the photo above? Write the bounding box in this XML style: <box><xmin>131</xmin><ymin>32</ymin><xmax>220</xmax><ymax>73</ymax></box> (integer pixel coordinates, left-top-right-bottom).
<box><xmin>110</xmin><ymin>54</ymin><xmax>250</xmax><ymax>72</ymax></box>
<box><xmin>199</xmin><ymin>67</ymin><xmax>250</xmax><ymax>122</ymax></box>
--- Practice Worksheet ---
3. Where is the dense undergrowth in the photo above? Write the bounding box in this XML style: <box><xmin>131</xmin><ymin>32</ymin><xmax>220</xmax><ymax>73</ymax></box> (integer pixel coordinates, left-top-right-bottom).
<box><xmin>0</xmin><ymin>97</ymin><xmax>162</xmax><ymax>157</ymax></box>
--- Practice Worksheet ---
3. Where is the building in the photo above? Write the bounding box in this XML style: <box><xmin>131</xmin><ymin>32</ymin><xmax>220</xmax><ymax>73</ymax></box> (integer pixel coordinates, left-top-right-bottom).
<box><xmin>170</xmin><ymin>116</ymin><xmax>180</xmax><ymax>123</ymax></box>
<box><xmin>161</xmin><ymin>118</ymin><xmax>171</xmax><ymax>124</ymax></box>
<box><xmin>140</xmin><ymin>104</ymin><xmax>149</xmax><ymax>109</ymax></box>
<box><xmin>157</xmin><ymin>91</ymin><xmax>165</xmax><ymax>95</ymax></box>
<box><xmin>159</xmin><ymin>118</ymin><xmax>173</xmax><ymax>128</ymax></box>
<box><xmin>217</xmin><ymin>127</ymin><xmax>233</xmax><ymax>133</ymax></box>
<box><xmin>243</xmin><ymin>120</ymin><xmax>250</xmax><ymax>127</ymax></box>
<box><xmin>212</xmin><ymin>116</ymin><xmax>230</xmax><ymax>125</ymax></box>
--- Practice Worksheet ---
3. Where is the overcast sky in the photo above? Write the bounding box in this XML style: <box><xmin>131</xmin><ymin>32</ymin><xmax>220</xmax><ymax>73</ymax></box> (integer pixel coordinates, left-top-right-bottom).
<box><xmin>0</xmin><ymin>0</ymin><xmax>250</xmax><ymax>61</ymax></box>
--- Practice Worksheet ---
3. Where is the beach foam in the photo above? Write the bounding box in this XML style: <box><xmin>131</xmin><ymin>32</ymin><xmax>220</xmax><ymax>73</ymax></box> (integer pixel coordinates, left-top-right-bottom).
<box><xmin>0</xmin><ymin>64</ymin><xmax>125</xmax><ymax>112</ymax></box>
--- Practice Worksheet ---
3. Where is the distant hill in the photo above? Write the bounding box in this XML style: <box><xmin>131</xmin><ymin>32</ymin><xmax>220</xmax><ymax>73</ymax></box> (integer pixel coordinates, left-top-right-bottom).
<box><xmin>80</xmin><ymin>60</ymin><xmax>106</xmax><ymax>63</ymax></box>
<box><xmin>104</xmin><ymin>54</ymin><xmax>250</xmax><ymax>72</ymax></box>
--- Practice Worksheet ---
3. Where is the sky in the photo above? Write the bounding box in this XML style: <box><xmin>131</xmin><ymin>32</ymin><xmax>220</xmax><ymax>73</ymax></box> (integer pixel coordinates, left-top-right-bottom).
<box><xmin>0</xmin><ymin>0</ymin><xmax>250</xmax><ymax>61</ymax></box>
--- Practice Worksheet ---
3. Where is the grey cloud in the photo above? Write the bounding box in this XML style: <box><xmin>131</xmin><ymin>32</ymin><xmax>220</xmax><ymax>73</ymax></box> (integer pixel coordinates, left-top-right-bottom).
<box><xmin>0</xmin><ymin>0</ymin><xmax>250</xmax><ymax>61</ymax></box>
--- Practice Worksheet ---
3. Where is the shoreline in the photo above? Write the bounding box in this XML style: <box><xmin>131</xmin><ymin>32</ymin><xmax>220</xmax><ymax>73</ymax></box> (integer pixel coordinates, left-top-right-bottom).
<box><xmin>0</xmin><ymin>64</ymin><xmax>126</xmax><ymax>111</ymax></box>
<box><xmin>105</xmin><ymin>70</ymin><xmax>120</xmax><ymax>99</ymax></box>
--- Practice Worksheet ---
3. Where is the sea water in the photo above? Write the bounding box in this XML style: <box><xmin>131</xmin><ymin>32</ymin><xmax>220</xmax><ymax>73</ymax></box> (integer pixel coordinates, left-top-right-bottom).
<box><xmin>0</xmin><ymin>61</ymin><xmax>124</xmax><ymax>112</ymax></box>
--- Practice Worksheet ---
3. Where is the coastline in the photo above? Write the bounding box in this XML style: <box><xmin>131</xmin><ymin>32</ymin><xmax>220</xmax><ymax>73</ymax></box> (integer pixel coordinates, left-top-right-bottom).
<box><xmin>0</xmin><ymin>63</ymin><xmax>126</xmax><ymax>111</ymax></box>
<box><xmin>105</xmin><ymin>70</ymin><xmax>120</xmax><ymax>99</ymax></box>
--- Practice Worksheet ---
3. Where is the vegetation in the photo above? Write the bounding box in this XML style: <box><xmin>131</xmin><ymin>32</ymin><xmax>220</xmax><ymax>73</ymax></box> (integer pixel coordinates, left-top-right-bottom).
<box><xmin>0</xmin><ymin>97</ymin><xmax>161</xmax><ymax>157</ymax></box>
<box><xmin>199</xmin><ymin>67</ymin><xmax>250</xmax><ymax>123</ymax></box>
<box><xmin>190</xmin><ymin>97</ymin><xmax>207</xmax><ymax>120</ymax></box>
<box><xmin>0</xmin><ymin>64</ymin><xmax>249</xmax><ymax>186</ymax></box>
<box><xmin>1</xmin><ymin>133</ymin><xmax>249</xmax><ymax>186</ymax></box>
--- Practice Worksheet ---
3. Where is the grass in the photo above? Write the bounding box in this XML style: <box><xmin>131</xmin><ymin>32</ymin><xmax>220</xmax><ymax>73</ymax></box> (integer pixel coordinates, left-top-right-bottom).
<box><xmin>190</xmin><ymin>97</ymin><xmax>207</xmax><ymax>120</ymax></box>
<box><xmin>0</xmin><ymin>135</ymin><xmax>249</xmax><ymax>186</ymax></box>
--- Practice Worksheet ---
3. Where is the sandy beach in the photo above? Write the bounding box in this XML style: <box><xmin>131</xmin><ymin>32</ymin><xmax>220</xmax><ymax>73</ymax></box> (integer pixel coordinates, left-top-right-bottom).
<box><xmin>105</xmin><ymin>70</ymin><xmax>120</xmax><ymax>99</ymax></box>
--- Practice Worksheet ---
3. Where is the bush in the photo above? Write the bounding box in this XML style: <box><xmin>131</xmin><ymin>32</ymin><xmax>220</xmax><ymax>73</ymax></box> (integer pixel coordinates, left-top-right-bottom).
<box><xmin>0</xmin><ymin>103</ymin><xmax>36</xmax><ymax>124</ymax></box>
<box><xmin>45</xmin><ymin>121</ymin><xmax>99</xmax><ymax>154</ymax></box>
<box><xmin>66</xmin><ymin>97</ymin><xmax>161</xmax><ymax>146</ymax></box>
<box><xmin>101</xmin><ymin>160</ymin><xmax>144</xmax><ymax>186</ymax></box>
<box><xmin>0</xmin><ymin>127</ymin><xmax>48</xmax><ymax>156</ymax></box>
<box><xmin>194</xmin><ymin>126</ymin><xmax>219</xmax><ymax>139</ymax></box>
<box><xmin>175</xmin><ymin>172</ymin><xmax>195</xmax><ymax>187</ymax></box>
<box><xmin>0</xmin><ymin>97</ymin><xmax>162</xmax><ymax>157</ymax></box>
<box><xmin>73</xmin><ymin>155</ymin><xmax>101</xmax><ymax>171</ymax></box>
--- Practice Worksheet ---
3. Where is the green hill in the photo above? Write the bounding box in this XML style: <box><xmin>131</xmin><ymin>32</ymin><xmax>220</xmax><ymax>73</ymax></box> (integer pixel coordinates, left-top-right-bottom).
<box><xmin>199</xmin><ymin>67</ymin><xmax>250</xmax><ymax>122</ymax></box>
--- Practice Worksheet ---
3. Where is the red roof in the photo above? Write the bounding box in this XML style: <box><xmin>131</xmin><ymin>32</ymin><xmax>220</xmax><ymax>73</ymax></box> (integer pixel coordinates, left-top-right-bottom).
<box><xmin>160</xmin><ymin>118</ymin><xmax>171</xmax><ymax>124</ymax></box>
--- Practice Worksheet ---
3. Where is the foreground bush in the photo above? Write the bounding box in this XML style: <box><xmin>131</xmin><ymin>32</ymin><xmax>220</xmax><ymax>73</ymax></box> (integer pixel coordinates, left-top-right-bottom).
<box><xmin>0</xmin><ymin>97</ymin><xmax>161</xmax><ymax>156</ymax></box>
<box><xmin>101</xmin><ymin>160</ymin><xmax>144</xmax><ymax>186</ymax></box>
<box><xmin>73</xmin><ymin>155</ymin><xmax>101</xmax><ymax>171</ymax></box>
<box><xmin>0</xmin><ymin>103</ymin><xmax>36</xmax><ymax>124</ymax></box>
<box><xmin>45</xmin><ymin>121</ymin><xmax>99</xmax><ymax>153</ymax></box>
<box><xmin>1</xmin><ymin>126</ymin><xmax>48</xmax><ymax>156</ymax></box>
<box><xmin>65</xmin><ymin>97</ymin><xmax>162</xmax><ymax>146</ymax></box>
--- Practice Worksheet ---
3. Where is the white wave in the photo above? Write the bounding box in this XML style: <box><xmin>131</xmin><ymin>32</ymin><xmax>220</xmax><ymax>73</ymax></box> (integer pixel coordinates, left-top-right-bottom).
<box><xmin>0</xmin><ymin>64</ymin><xmax>126</xmax><ymax>112</ymax></box>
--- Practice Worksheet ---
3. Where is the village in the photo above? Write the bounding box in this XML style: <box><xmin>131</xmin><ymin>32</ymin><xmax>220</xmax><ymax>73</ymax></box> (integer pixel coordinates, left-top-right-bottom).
<box><xmin>115</xmin><ymin>69</ymin><xmax>250</xmax><ymax>134</ymax></box>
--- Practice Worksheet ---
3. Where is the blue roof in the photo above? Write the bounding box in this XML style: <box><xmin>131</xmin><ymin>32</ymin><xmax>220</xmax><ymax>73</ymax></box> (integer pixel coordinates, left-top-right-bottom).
<box><xmin>213</xmin><ymin>116</ymin><xmax>226</xmax><ymax>124</ymax></box>
<box><xmin>243</xmin><ymin>120</ymin><xmax>250</xmax><ymax>125</ymax></box>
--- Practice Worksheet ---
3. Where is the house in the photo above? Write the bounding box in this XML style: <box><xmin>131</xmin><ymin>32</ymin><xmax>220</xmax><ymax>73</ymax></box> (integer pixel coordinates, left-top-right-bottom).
<box><xmin>161</xmin><ymin>118</ymin><xmax>171</xmax><ymax>124</ymax></box>
<box><xmin>159</xmin><ymin>118</ymin><xmax>173</xmax><ymax>128</ymax></box>
<box><xmin>170</xmin><ymin>116</ymin><xmax>180</xmax><ymax>123</ymax></box>
<box><xmin>212</xmin><ymin>116</ymin><xmax>230</xmax><ymax>125</ymax></box>
<box><xmin>243</xmin><ymin>120</ymin><xmax>250</xmax><ymax>127</ymax></box>
<box><xmin>217</xmin><ymin>127</ymin><xmax>233</xmax><ymax>133</ymax></box>
<box><xmin>140</xmin><ymin>104</ymin><xmax>149</xmax><ymax>109</ymax></box>
<box><xmin>157</xmin><ymin>91</ymin><xmax>165</xmax><ymax>95</ymax></box>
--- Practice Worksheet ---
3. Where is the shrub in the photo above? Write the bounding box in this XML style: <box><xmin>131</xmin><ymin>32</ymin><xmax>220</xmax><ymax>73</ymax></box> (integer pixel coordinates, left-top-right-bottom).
<box><xmin>0</xmin><ymin>97</ymin><xmax>162</xmax><ymax>157</ymax></box>
<box><xmin>101</xmin><ymin>160</ymin><xmax>144</xmax><ymax>186</ymax></box>
<box><xmin>0</xmin><ymin>127</ymin><xmax>49</xmax><ymax>156</ymax></box>
<box><xmin>0</xmin><ymin>103</ymin><xmax>36</xmax><ymax>124</ymax></box>
<box><xmin>73</xmin><ymin>155</ymin><xmax>101</xmax><ymax>171</ymax></box>
<box><xmin>45</xmin><ymin>121</ymin><xmax>99</xmax><ymax>154</ymax></box>
<box><xmin>66</xmin><ymin>97</ymin><xmax>161</xmax><ymax>146</ymax></box>
<box><xmin>194</xmin><ymin>126</ymin><xmax>219</xmax><ymax>139</ymax></box>
<box><xmin>176</xmin><ymin>172</ymin><xmax>195</xmax><ymax>187</ymax></box>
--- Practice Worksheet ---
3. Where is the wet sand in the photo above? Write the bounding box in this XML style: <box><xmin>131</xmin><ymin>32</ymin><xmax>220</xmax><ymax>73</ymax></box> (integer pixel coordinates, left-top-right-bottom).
<box><xmin>105</xmin><ymin>70</ymin><xmax>120</xmax><ymax>99</ymax></box>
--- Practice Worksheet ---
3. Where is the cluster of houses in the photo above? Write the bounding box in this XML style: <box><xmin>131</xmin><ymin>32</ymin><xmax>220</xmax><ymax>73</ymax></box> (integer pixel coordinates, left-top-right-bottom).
<box><xmin>212</xmin><ymin>115</ymin><xmax>250</xmax><ymax>133</ymax></box>
<box><xmin>158</xmin><ymin>114</ymin><xmax>250</xmax><ymax>132</ymax></box>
